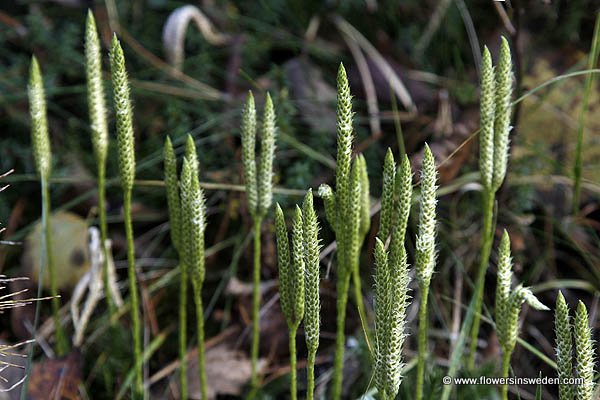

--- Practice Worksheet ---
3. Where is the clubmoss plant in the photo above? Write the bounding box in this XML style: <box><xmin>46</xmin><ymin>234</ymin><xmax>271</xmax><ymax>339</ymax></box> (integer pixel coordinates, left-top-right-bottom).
<box><xmin>85</xmin><ymin>11</ymin><xmax>115</xmax><ymax>319</ymax></box>
<box><xmin>180</xmin><ymin>156</ymin><xmax>208</xmax><ymax>400</ymax></box>
<box><xmin>28</xmin><ymin>56</ymin><xmax>68</xmax><ymax>356</ymax></box>
<box><xmin>415</xmin><ymin>144</ymin><xmax>437</xmax><ymax>400</ymax></box>
<box><xmin>163</xmin><ymin>136</ymin><xmax>188</xmax><ymax>398</ymax></box>
<box><xmin>469</xmin><ymin>37</ymin><xmax>514</xmax><ymax>367</ymax></box>
<box><xmin>302</xmin><ymin>190</ymin><xmax>321</xmax><ymax>400</ymax></box>
<box><xmin>555</xmin><ymin>292</ymin><xmax>574</xmax><ymax>400</ymax></box>
<box><xmin>109</xmin><ymin>35</ymin><xmax>142</xmax><ymax>396</ymax></box>
<box><xmin>494</xmin><ymin>231</ymin><xmax>549</xmax><ymax>400</ymax></box>
<box><xmin>373</xmin><ymin>149</ymin><xmax>412</xmax><ymax>400</ymax></box>
<box><xmin>317</xmin><ymin>64</ymin><xmax>370</xmax><ymax>400</ymax></box>
<box><xmin>240</xmin><ymin>91</ymin><xmax>277</xmax><ymax>389</ymax></box>
<box><xmin>574</xmin><ymin>301</ymin><xmax>595</xmax><ymax>400</ymax></box>
<box><xmin>275</xmin><ymin>204</ymin><xmax>305</xmax><ymax>400</ymax></box>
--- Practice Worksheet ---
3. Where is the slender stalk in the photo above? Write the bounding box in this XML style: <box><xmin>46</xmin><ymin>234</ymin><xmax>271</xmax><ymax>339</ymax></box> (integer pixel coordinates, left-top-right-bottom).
<box><xmin>97</xmin><ymin>167</ymin><xmax>115</xmax><ymax>319</ymax></box>
<box><xmin>288</xmin><ymin>327</ymin><xmax>298</xmax><ymax>400</ymax></box>
<box><xmin>572</xmin><ymin>13</ymin><xmax>600</xmax><ymax>213</ymax></box>
<box><xmin>500</xmin><ymin>352</ymin><xmax>510</xmax><ymax>400</ymax></box>
<box><xmin>306</xmin><ymin>349</ymin><xmax>316</xmax><ymax>400</ymax></box>
<box><xmin>415</xmin><ymin>284</ymin><xmax>429</xmax><ymax>400</ymax></box>
<box><xmin>250</xmin><ymin>218</ymin><xmax>262</xmax><ymax>387</ymax></box>
<box><xmin>414</xmin><ymin>145</ymin><xmax>437</xmax><ymax>400</ymax></box>
<box><xmin>123</xmin><ymin>190</ymin><xmax>142</xmax><ymax>396</ymax></box>
<box><xmin>352</xmin><ymin>261</ymin><xmax>370</xmax><ymax>348</ymax></box>
<box><xmin>467</xmin><ymin>190</ymin><xmax>494</xmax><ymax>367</ymax></box>
<box><xmin>179</xmin><ymin>263</ymin><xmax>188</xmax><ymax>399</ymax></box>
<box><xmin>331</xmin><ymin>270</ymin><xmax>350</xmax><ymax>400</ymax></box>
<box><xmin>42</xmin><ymin>179</ymin><xmax>68</xmax><ymax>355</ymax></box>
<box><xmin>194</xmin><ymin>290</ymin><xmax>208</xmax><ymax>400</ymax></box>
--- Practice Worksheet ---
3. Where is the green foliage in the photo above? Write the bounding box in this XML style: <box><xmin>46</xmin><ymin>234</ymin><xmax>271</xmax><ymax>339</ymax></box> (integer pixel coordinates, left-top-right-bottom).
<box><xmin>555</xmin><ymin>292</ymin><xmax>574</xmax><ymax>400</ymax></box>
<box><xmin>415</xmin><ymin>143</ymin><xmax>437</xmax><ymax>400</ymax></box>
<box><xmin>318</xmin><ymin>64</ymin><xmax>371</xmax><ymax>400</ymax></box>
<box><xmin>180</xmin><ymin>154</ymin><xmax>208</xmax><ymax>400</ymax></box>
<box><xmin>109</xmin><ymin>33</ymin><xmax>141</xmax><ymax>396</ymax></box>
<box><xmin>494</xmin><ymin>231</ymin><xmax>548</xmax><ymax>400</ymax></box>
<box><xmin>275</xmin><ymin>193</ymin><xmax>321</xmax><ymax>400</ymax></box>
<box><xmin>469</xmin><ymin>36</ymin><xmax>514</xmax><ymax>368</ymax></box>
<box><xmin>574</xmin><ymin>301</ymin><xmax>595</xmax><ymax>400</ymax></box>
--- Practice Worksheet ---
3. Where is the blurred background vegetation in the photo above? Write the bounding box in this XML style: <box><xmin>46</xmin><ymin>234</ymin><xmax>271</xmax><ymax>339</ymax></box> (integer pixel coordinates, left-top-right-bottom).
<box><xmin>0</xmin><ymin>1</ymin><xmax>598</xmax><ymax>399</ymax></box>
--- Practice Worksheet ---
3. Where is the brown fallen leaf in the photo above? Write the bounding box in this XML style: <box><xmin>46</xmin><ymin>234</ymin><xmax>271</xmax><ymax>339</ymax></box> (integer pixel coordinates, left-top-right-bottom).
<box><xmin>186</xmin><ymin>344</ymin><xmax>267</xmax><ymax>400</ymax></box>
<box><xmin>27</xmin><ymin>350</ymin><xmax>82</xmax><ymax>400</ymax></box>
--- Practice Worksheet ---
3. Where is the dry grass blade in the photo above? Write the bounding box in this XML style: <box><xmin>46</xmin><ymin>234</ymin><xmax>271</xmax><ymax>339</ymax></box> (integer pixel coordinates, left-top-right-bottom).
<box><xmin>162</xmin><ymin>5</ymin><xmax>232</xmax><ymax>70</ymax></box>
<box><xmin>332</xmin><ymin>15</ymin><xmax>416</xmax><ymax>113</ymax></box>
<box><xmin>338</xmin><ymin>28</ymin><xmax>381</xmax><ymax>137</ymax></box>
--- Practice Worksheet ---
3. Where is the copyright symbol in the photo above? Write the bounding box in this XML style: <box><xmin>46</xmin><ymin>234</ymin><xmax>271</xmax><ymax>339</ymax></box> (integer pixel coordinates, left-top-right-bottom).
<box><xmin>443</xmin><ymin>376</ymin><xmax>452</xmax><ymax>385</ymax></box>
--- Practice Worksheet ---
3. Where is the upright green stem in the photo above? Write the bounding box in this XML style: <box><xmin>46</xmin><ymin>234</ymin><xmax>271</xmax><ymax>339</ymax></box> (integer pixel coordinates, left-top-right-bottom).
<box><xmin>250</xmin><ymin>219</ymin><xmax>262</xmax><ymax>388</ymax></box>
<box><xmin>331</xmin><ymin>269</ymin><xmax>350</xmax><ymax>400</ymax></box>
<box><xmin>179</xmin><ymin>263</ymin><xmax>188</xmax><ymax>399</ymax></box>
<box><xmin>467</xmin><ymin>189</ymin><xmax>495</xmax><ymax>367</ymax></box>
<box><xmin>123</xmin><ymin>190</ymin><xmax>142</xmax><ymax>396</ymax></box>
<box><xmin>415</xmin><ymin>284</ymin><xmax>430</xmax><ymax>400</ymax></box>
<box><xmin>288</xmin><ymin>327</ymin><xmax>298</xmax><ymax>400</ymax></box>
<box><xmin>98</xmin><ymin>167</ymin><xmax>115</xmax><ymax>318</ymax></box>
<box><xmin>42</xmin><ymin>178</ymin><xmax>68</xmax><ymax>356</ymax></box>
<box><xmin>194</xmin><ymin>289</ymin><xmax>208</xmax><ymax>400</ymax></box>
<box><xmin>306</xmin><ymin>349</ymin><xmax>316</xmax><ymax>400</ymax></box>
<box><xmin>500</xmin><ymin>352</ymin><xmax>510</xmax><ymax>400</ymax></box>
<box><xmin>572</xmin><ymin>13</ymin><xmax>600</xmax><ymax>214</ymax></box>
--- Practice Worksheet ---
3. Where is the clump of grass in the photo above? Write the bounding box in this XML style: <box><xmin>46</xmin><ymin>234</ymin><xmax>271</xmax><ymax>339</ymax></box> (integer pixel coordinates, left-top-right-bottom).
<box><xmin>28</xmin><ymin>56</ymin><xmax>68</xmax><ymax>356</ymax></box>
<box><xmin>469</xmin><ymin>37</ymin><xmax>514</xmax><ymax>367</ymax></box>
<box><xmin>318</xmin><ymin>64</ymin><xmax>370</xmax><ymax>400</ymax></box>
<box><xmin>240</xmin><ymin>92</ymin><xmax>277</xmax><ymax>390</ymax></box>
<box><xmin>85</xmin><ymin>11</ymin><xmax>115</xmax><ymax>318</ymax></box>
<box><xmin>494</xmin><ymin>231</ymin><xmax>548</xmax><ymax>400</ymax></box>
<box><xmin>109</xmin><ymin>34</ymin><xmax>142</xmax><ymax>397</ymax></box>
<box><xmin>373</xmin><ymin>149</ymin><xmax>412</xmax><ymax>400</ymax></box>
<box><xmin>414</xmin><ymin>144</ymin><xmax>438</xmax><ymax>400</ymax></box>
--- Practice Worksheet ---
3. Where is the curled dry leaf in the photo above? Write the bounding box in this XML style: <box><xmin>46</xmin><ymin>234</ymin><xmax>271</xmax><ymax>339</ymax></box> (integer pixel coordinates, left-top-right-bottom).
<box><xmin>187</xmin><ymin>344</ymin><xmax>267</xmax><ymax>400</ymax></box>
